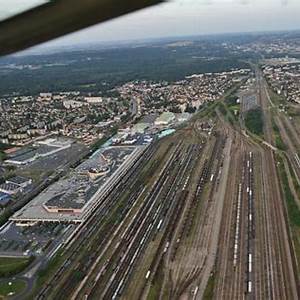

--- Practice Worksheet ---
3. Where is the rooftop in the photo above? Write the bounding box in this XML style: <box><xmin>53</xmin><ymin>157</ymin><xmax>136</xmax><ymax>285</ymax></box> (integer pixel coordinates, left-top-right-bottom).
<box><xmin>10</xmin><ymin>146</ymin><xmax>144</xmax><ymax>223</ymax></box>
<box><xmin>155</xmin><ymin>112</ymin><xmax>176</xmax><ymax>124</ymax></box>
<box><xmin>0</xmin><ymin>182</ymin><xmax>21</xmax><ymax>192</ymax></box>
<box><xmin>6</xmin><ymin>176</ymin><xmax>31</xmax><ymax>186</ymax></box>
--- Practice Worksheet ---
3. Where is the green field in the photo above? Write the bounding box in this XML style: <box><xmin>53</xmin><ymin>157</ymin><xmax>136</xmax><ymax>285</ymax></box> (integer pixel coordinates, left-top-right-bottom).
<box><xmin>0</xmin><ymin>257</ymin><xmax>33</xmax><ymax>278</ymax></box>
<box><xmin>0</xmin><ymin>279</ymin><xmax>26</xmax><ymax>298</ymax></box>
<box><xmin>272</xmin><ymin>118</ymin><xmax>287</xmax><ymax>151</ymax></box>
<box><xmin>245</xmin><ymin>108</ymin><xmax>264</xmax><ymax>136</ymax></box>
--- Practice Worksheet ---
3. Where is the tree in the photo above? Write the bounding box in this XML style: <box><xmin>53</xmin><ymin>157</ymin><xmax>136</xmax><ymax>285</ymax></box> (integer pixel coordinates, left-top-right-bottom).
<box><xmin>185</xmin><ymin>105</ymin><xmax>196</xmax><ymax>113</ymax></box>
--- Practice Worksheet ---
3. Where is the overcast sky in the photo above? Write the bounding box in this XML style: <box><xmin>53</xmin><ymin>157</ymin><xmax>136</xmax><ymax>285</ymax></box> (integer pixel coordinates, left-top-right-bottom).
<box><xmin>2</xmin><ymin>0</ymin><xmax>300</xmax><ymax>48</ymax></box>
<box><xmin>0</xmin><ymin>0</ymin><xmax>47</xmax><ymax>20</ymax></box>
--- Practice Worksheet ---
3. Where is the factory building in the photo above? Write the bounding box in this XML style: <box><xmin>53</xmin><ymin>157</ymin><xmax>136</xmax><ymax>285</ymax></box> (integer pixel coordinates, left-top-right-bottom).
<box><xmin>131</xmin><ymin>123</ymin><xmax>149</xmax><ymax>134</ymax></box>
<box><xmin>10</xmin><ymin>146</ymin><xmax>145</xmax><ymax>224</ymax></box>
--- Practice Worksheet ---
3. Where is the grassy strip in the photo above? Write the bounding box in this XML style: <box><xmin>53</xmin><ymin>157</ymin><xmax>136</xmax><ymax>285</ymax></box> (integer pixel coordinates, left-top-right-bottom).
<box><xmin>193</xmin><ymin>101</ymin><xmax>219</xmax><ymax>120</ymax></box>
<box><xmin>147</xmin><ymin>259</ymin><xmax>164</xmax><ymax>300</ymax></box>
<box><xmin>277</xmin><ymin>154</ymin><xmax>300</xmax><ymax>227</ymax></box>
<box><xmin>203</xmin><ymin>273</ymin><xmax>215</xmax><ymax>300</ymax></box>
<box><xmin>0</xmin><ymin>209</ymin><xmax>13</xmax><ymax>228</ymax></box>
<box><xmin>285</xmin><ymin>157</ymin><xmax>300</xmax><ymax>200</ymax></box>
<box><xmin>277</xmin><ymin>155</ymin><xmax>300</xmax><ymax>228</ymax></box>
<box><xmin>35</xmin><ymin>249</ymin><xmax>65</xmax><ymax>288</ymax></box>
<box><xmin>0</xmin><ymin>151</ymin><xmax>6</xmax><ymax>161</ymax></box>
<box><xmin>267</xmin><ymin>85</ymin><xmax>285</xmax><ymax>105</ymax></box>
<box><xmin>0</xmin><ymin>256</ymin><xmax>34</xmax><ymax>278</ymax></box>
<box><xmin>193</xmin><ymin>82</ymin><xmax>242</xmax><ymax>121</ymax></box>
<box><xmin>275</xmin><ymin>136</ymin><xmax>287</xmax><ymax>151</ymax></box>
<box><xmin>272</xmin><ymin>118</ymin><xmax>287</xmax><ymax>151</ymax></box>
<box><xmin>217</xmin><ymin>102</ymin><xmax>237</xmax><ymax>125</ymax></box>
<box><xmin>0</xmin><ymin>279</ymin><xmax>26</xmax><ymax>297</ymax></box>
<box><xmin>276</xmin><ymin>154</ymin><xmax>300</xmax><ymax>276</ymax></box>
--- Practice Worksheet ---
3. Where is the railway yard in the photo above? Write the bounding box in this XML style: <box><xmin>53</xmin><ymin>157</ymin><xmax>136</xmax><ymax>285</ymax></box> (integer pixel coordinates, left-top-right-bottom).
<box><xmin>35</xmin><ymin>118</ymin><xmax>229</xmax><ymax>300</ymax></box>
<box><xmin>212</xmin><ymin>67</ymin><xmax>300</xmax><ymax>300</ymax></box>
<box><xmin>33</xmin><ymin>76</ymin><xmax>300</xmax><ymax>300</ymax></box>
<box><xmin>2</xmin><ymin>64</ymin><xmax>300</xmax><ymax>300</ymax></box>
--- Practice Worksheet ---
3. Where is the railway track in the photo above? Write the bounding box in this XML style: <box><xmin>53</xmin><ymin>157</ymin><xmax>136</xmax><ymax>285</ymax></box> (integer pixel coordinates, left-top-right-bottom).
<box><xmin>214</xmin><ymin>133</ymin><xmax>298</xmax><ymax>300</ymax></box>
<box><xmin>261</xmin><ymin>149</ymin><xmax>297</xmax><ymax>299</ymax></box>
<box><xmin>36</xmin><ymin>143</ymin><xmax>167</xmax><ymax>299</ymax></box>
<box><xmin>145</xmin><ymin>132</ymin><xmax>229</xmax><ymax>300</ymax></box>
<box><xmin>213</xmin><ymin>67</ymin><xmax>299</xmax><ymax>300</ymax></box>
<box><xmin>214</xmin><ymin>132</ymin><xmax>249</xmax><ymax>299</ymax></box>
<box><xmin>84</xmin><ymin>142</ymin><xmax>189</xmax><ymax>299</ymax></box>
<box><xmin>84</xmin><ymin>128</ymin><xmax>221</xmax><ymax>300</ymax></box>
<box><xmin>259</xmin><ymin>67</ymin><xmax>298</xmax><ymax>299</ymax></box>
<box><xmin>35</xmin><ymin>79</ymin><xmax>299</xmax><ymax>300</ymax></box>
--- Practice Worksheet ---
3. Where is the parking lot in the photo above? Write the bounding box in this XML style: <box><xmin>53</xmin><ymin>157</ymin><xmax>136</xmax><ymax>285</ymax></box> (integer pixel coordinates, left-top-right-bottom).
<box><xmin>18</xmin><ymin>142</ymin><xmax>88</xmax><ymax>179</ymax></box>
<box><xmin>0</xmin><ymin>222</ymin><xmax>70</xmax><ymax>257</ymax></box>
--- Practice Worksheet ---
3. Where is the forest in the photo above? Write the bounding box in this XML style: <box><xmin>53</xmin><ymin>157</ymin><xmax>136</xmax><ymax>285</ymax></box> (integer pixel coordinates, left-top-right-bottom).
<box><xmin>0</xmin><ymin>39</ymin><xmax>251</xmax><ymax>95</ymax></box>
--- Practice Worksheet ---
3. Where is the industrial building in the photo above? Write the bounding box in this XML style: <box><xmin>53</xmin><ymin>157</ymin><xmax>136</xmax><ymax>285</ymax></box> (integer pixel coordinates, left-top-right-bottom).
<box><xmin>0</xmin><ymin>182</ymin><xmax>22</xmax><ymax>195</ymax></box>
<box><xmin>6</xmin><ymin>176</ymin><xmax>32</xmax><ymax>188</ymax></box>
<box><xmin>176</xmin><ymin>112</ymin><xmax>191</xmax><ymax>123</ymax></box>
<box><xmin>0</xmin><ymin>176</ymin><xmax>32</xmax><ymax>195</ymax></box>
<box><xmin>154</xmin><ymin>112</ymin><xmax>176</xmax><ymax>126</ymax></box>
<box><xmin>10</xmin><ymin>145</ymin><xmax>145</xmax><ymax>224</ymax></box>
<box><xmin>131</xmin><ymin>123</ymin><xmax>149</xmax><ymax>134</ymax></box>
